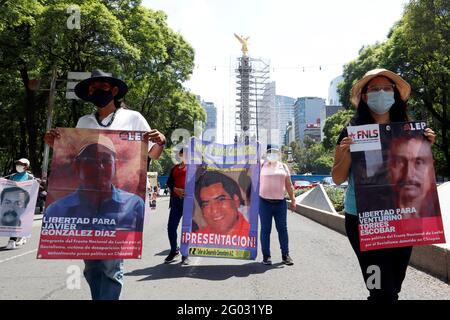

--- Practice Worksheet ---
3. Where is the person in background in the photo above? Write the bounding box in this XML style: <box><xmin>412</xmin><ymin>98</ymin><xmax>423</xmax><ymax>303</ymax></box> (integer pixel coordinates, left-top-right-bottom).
<box><xmin>165</xmin><ymin>148</ymin><xmax>189</xmax><ymax>265</ymax></box>
<box><xmin>3</xmin><ymin>158</ymin><xmax>34</xmax><ymax>249</ymax></box>
<box><xmin>331</xmin><ymin>68</ymin><xmax>436</xmax><ymax>301</ymax></box>
<box><xmin>259</xmin><ymin>144</ymin><xmax>296</xmax><ymax>266</ymax></box>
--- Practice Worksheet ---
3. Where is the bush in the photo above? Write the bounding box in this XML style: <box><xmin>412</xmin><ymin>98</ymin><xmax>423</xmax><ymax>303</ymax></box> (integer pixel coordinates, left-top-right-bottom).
<box><xmin>324</xmin><ymin>186</ymin><xmax>345</xmax><ymax>213</ymax></box>
<box><xmin>294</xmin><ymin>188</ymin><xmax>313</xmax><ymax>197</ymax></box>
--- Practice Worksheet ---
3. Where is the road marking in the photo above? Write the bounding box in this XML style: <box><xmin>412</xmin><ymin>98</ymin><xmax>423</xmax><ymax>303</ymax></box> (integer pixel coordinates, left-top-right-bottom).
<box><xmin>0</xmin><ymin>249</ymin><xmax>37</xmax><ymax>264</ymax></box>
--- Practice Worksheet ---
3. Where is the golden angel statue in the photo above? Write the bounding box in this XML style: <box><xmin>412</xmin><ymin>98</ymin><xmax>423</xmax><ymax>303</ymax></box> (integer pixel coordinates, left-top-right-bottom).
<box><xmin>234</xmin><ymin>33</ymin><xmax>250</xmax><ymax>56</ymax></box>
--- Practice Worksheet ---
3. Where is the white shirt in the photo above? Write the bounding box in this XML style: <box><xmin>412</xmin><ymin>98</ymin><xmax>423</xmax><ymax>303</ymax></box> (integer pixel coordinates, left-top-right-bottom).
<box><xmin>76</xmin><ymin>107</ymin><xmax>155</xmax><ymax>150</ymax></box>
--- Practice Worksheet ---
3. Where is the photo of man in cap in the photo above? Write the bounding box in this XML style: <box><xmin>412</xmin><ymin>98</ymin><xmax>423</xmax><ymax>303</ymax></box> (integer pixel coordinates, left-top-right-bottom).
<box><xmin>44</xmin><ymin>134</ymin><xmax>145</xmax><ymax>231</ymax></box>
<box><xmin>44</xmin><ymin>70</ymin><xmax>166</xmax><ymax>300</ymax></box>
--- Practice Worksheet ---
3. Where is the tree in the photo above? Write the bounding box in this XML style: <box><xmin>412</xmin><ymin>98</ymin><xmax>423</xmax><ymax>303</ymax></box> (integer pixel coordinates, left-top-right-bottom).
<box><xmin>0</xmin><ymin>0</ymin><xmax>205</xmax><ymax>175</ymax></box>
<box><xmin>382</xmin><ymin>0</ymin><xmax>449</xmax><ymax>177</ymax></box>
<box><xmin>148</xmin><ymin>147</ymin><xmax>176</xmax><ymax>176</ymax></box>
<box><xmin>338</xmin><ymin>0</ymin><xmax>449</xmax><ymax>178</ymax></box>
<box><xmin>290</xmin><ymin>139</ymin><xmax>333</xmax><ymax>175</ymax></box>
<box><xmin>0</xmin><ymin>0</ymin><xmax>45</xmax><ymax>175</ymax></box>
<box><xmin>337</xmin><ymin>43</ymin><xmax>387</xmax><ymax>109</ymax></box>
<box><xmin>322</xmin><ymin>109</ymin><xmax>355</xmax><ymax>152</ymax></box>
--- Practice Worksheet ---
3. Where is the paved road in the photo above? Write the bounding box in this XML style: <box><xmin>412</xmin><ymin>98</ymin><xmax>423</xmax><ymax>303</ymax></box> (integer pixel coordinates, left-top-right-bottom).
<box><xmin>0</xmin><ymin>197</ymin><xmax>449</xmax><ymax>300</ymax></box>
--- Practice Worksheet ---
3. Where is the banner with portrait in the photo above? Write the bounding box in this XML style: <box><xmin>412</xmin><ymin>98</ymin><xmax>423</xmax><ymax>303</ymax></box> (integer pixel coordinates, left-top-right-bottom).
<box><xmin>349</xmin><ymin>121</ymin><xmax>446</xmax><ymax>251</ymax></box>
<box><xmin>180</xmin><ymin>138</ymin><xmax>260</xmax><ymax>260</ymax></box>
<box><xmin>144</xmin><ymin>172</ymin><xmax>158</xmax><ymax>226</ymax></box>
<box><xmin>37</xmin><ymin>128</ymin><xmax>148</xmax><ymax>259</ymax></box>
<box><xmin>0</xmin><ymin>178</ymin><xmax>39</xmax><ymax>237</ymax></box>
<box><xmin>147</xmin><ymin>172</ymin><xmax>158</xmax><ymax>211</ymax></box>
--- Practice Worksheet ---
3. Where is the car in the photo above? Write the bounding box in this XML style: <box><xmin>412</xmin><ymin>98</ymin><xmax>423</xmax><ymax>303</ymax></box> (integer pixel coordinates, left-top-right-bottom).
<box><xmin>322</xmin><ymin>177</ymin><xmax>335</xmax><ymax>186</ymax></box>
<box><xmin>310</xmin><ymin>180</ymin><xmax>320</xmax><ymax>187</ymax></box>
<box><xmin>322</xmin><ymin>177</ymin><xmax>348</xmax><ymax>189</ymax></box>
<box><xmin>293</xmin><ymin>180</ymin><xmax>314</xmax><ymax>190</ymax></box>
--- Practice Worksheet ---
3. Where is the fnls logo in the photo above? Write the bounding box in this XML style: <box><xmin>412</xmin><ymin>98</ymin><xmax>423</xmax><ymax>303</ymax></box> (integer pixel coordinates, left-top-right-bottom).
<box><xmin>350</xmin><ymin>129</ymin><xmax>379</xmax><ymax>140</ymax></box>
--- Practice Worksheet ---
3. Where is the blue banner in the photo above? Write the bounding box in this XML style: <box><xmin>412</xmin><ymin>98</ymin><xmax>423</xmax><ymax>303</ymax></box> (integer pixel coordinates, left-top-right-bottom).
<box><xmin>180</xmin><ymin>138</ymin><xmax>260</xmax><ymax>260</ymax></box>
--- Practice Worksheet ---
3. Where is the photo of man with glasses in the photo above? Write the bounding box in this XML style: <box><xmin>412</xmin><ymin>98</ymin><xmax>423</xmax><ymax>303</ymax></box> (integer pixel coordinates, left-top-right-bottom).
<box><xmin>193</xmin><ymin>170</ymin><xmax>250</xmax><ymax>236</ymax></box>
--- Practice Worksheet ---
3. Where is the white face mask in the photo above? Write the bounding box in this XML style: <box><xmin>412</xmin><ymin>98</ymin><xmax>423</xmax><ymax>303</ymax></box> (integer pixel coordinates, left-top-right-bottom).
<box><xmin>266</xmin><ymin>153</ymin><xmax>279</xmax><ymax>163</ymax></box>
<box><xmin>367</xmin><ymin>91</ymin><xmax>395</xmax><ymax>115</ymax></box>
<box><xmin>16</xmin><ymin>165</ymin><xmax>25</xmax><ymax>173</ymax></box>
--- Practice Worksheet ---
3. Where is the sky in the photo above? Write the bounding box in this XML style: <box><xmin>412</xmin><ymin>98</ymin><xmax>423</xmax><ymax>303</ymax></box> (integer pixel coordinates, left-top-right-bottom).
<box><xmin>142</xmin><ymin>0</ymin><xmax>408</xmax><ymax>142</ymax></box>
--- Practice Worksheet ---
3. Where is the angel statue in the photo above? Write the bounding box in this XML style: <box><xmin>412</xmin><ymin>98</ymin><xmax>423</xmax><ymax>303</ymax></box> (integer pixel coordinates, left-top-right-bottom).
<box><xmin>234</xmin><ymin>33</ymin><xmax>250</xmax><ymax>56</ymax></box>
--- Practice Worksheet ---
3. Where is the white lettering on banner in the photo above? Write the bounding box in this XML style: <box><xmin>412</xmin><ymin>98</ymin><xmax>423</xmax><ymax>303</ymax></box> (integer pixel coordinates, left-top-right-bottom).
<box><xmin>43</xmin><ymin>217</ymin><xmax>90</xmax><ymax>224</ymax></box>
<box><xmin>358</xmin><ymin>209</ymin><xmax>402</xmax><ymax>224</ymax></box>
<box><xmin>403</xmin><ymin>122</ymin><xmax>426</xmax><ymax>131</ymax></box>
<box><xmin>41</xmin><ymin>229</ymin><xmax>93</xmax><ymax>236</ymax></box>
<box><xmin>182</xmin><ymin>232</ymin><xmax>257</xmax><ymax>248</ymax></box>
<box><xmin>359</xmin><ymin>221</ymin><xmax>396</xmax><ymax>236</ymax></box>
<box><xmin>396</xmin><ymin>207</ymin><xmax>417</xmax><ymax>215</ymax></box>
<box><xmin>92</xmin><ymin>218</ymin><xmax>116</xmax><ymax>225</ymax></box>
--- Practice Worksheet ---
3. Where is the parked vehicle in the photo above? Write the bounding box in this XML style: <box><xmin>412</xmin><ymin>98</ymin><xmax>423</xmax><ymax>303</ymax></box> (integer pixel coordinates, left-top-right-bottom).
<box><xmin>322</xmin><ymin>177</ymin><xmax>348</xmax><ymax>188</ymax></box>
<box><xmin>322</xmin><ymin>177</ymin><xmax>335</xmax><ymax>186</ymax></box>
<box><xmin>294</xmin><ymin>180</ymin><xmax>314</xmax><ymax>190</ymax></box>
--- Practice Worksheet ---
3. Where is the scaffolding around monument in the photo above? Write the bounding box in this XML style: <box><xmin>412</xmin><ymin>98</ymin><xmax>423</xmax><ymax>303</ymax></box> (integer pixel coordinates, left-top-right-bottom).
<box><xmin>234</xmin><ymin>56</ymin><xmax>271</xmax><ymax>142</ymax></box>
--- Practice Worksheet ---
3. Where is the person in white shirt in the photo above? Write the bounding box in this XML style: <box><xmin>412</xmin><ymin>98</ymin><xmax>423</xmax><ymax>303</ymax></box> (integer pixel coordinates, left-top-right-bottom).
<box><xmin>44</xmin><ymin>70</ymin><xmax>166</xmax><ymax>300</ymax></box>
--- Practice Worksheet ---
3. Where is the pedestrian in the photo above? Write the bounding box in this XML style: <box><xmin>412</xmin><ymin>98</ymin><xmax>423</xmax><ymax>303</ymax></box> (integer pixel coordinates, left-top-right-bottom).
<box><xmin>44</xmin><ymin>69</ymin><xmax>166</xmax><ymax>300</ymax></box>
<box><xmin>259</xmin><ymin>144</ymin><xmax>296</xmax><ymax>266</ymax></box>
<box><xmin>164</xmin><ymin>148</ymin><xmax>189</xmax><ymax>265</ymax></box>
<box><xmin>331</xmin><ymin>68</ymin><xmax>436</xmax><ymax>301</ymax></box>
<box><xmin>3</xmin><ymin>158</ymin><xmax>35</xmax><ymax>249</ymax></box>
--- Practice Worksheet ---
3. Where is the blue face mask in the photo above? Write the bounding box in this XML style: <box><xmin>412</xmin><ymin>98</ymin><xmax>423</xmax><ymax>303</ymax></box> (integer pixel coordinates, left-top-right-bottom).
<box><xmin>366</xmin><ymin>91</ymin><xmax>395</xmax><ymax>115</ymax></box>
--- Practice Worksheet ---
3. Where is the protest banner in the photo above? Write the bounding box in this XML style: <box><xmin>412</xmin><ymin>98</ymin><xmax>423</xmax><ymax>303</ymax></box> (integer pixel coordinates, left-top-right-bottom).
<box><xmin>349</xmin><ymin>121</ymin><xmax>446</xmax><ymax>251</ymax></box>
<box><xmin>37</xmin><ymin>128</ymin><xmax>148</xmax><ymax>259</ymax></box>
<box><xmin>144</xmin><ymin>172</ymin><xmax>158</xmax><ymax>226</ymax></box>
<box><xmin>180</xmin><ymin>138</ymin><xmax>260</xmax><ymax>260</ymax></box>
<box><xmin>147</xmin><ymin>172</ymin><xmax>158</xmax><ymax>210</ymax></box>
<box><xmin>0</xmin><ymin>178</ymin><xmax>39</xmax><ymax>238</ymax></box>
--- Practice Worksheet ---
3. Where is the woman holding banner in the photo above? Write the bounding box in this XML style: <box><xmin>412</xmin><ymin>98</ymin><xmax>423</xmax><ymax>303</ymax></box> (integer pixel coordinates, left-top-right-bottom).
<box><xmin>331</xmin><ymin>69</ymin><xmax>436</xmax><ymax>301</ymax></box>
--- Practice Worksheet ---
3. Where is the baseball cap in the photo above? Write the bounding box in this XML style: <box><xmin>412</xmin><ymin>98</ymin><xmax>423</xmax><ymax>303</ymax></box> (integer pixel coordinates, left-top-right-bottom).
<box><xmin>16</xmin><ymin>158</ymin><xmax>30</xmax><ymax>166</ymax></box>
<box><xmin>77</xmin><ymin>135</ymin><xmax>116</xmax><ymax>157</ymax></box>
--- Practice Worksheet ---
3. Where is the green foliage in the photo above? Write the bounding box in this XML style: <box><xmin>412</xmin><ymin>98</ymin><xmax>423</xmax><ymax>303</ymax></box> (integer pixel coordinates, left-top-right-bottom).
<box><xmin>322</xmin><ymin>109</ymin><xmax>355</xmax><ymax>151</ymax></box>
<box><xmin>0</xmin><ymin>0</ymin><xmax>205</xmax><ymax>176</ymax></box>
<box><xmin>324</xmin><ymin>186</ymin><xmax>345</xmax><ymax>213</ymax></box>
<box><xmin>148</xmin><ymin>147</ymin><xmax>177</xmax><ymax>176</ymax></box>
<box><xmin>294</xmin><ymin>187</ymin><xmax>311</xmax><ymax>198</ymax></box>
<box><xmin>338</xmin><ymin>43</ymin><xmax>387</xmax><ymax>109</ymax></box>
<box><xmin>290</xmin><ymin>139</ymin><xmax>333</xmax><ymax>175</ymax></box>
